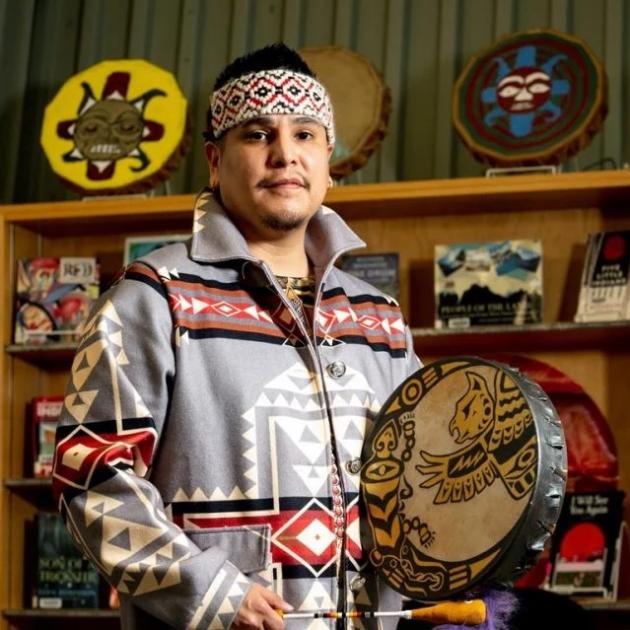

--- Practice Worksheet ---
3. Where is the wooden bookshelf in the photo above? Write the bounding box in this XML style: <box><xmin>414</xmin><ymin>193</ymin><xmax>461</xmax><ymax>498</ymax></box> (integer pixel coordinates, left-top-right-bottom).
<box><xmin>2</xmin><ymin>171</ymin><xmax>630</xmax><ymax>628</ymax></box>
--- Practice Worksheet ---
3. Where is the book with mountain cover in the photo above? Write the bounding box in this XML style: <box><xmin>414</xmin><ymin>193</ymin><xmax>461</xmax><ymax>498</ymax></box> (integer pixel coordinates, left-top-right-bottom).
<box><xmin>434</xmin><ymin>239</ymin><xmax>543</xmax><ymax>328</ymax></box>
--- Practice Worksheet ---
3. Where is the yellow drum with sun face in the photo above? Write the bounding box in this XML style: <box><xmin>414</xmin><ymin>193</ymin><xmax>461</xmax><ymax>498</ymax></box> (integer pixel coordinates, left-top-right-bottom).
<box><xmin>41</xmin><ymin>58</ymin><xmax>190</xmax><ymax>195</ymax></box>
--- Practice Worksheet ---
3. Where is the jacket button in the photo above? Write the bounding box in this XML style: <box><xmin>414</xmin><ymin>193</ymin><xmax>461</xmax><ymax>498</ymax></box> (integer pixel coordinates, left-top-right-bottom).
<box><xmin>346</xmin><ymin>458</ymin><xmax>362</xmax><ymax>475</ymax></box>
<box><xmin>350</xmin><ymin>576</ymin><xmax>366</xmax><ymax>592</ymax></box>
<box><xmin>326</xmin><ymin>361</ymin><xmax>346</xmax><ymax>378</ymax></box>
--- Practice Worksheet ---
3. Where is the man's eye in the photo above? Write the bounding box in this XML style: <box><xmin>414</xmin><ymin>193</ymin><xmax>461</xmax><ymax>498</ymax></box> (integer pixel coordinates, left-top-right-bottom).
<box><xmin>296</xmin><ymin>130</ymin><xmax>314</xmax><ymax>140</ymax></box>
<box><xmin>246</xmin><ymin>130</ymin><xmax>268</xmax><ymax>141</ymax></box>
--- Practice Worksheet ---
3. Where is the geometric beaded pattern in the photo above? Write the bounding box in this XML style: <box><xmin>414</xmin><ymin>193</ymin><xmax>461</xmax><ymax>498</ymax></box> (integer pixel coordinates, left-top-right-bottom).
<box><xmin>210</xmin><ymin>69</ymin><xmax>335</xmax><ymax>144</ymax></box>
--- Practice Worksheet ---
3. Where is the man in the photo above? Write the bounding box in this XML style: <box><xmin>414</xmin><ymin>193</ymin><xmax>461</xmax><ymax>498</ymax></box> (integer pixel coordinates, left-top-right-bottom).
<box><xmin>53</xmin><ymin>44</ymin><xmax>420</xmax><ymax>629</ymax></box>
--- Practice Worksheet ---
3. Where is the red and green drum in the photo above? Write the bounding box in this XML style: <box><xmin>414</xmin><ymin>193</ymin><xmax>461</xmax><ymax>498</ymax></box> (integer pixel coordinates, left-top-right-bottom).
<box><xmin>452</xmin><ymin>29</ymin><xmax>607</xmax><ymax>166</ymax></box>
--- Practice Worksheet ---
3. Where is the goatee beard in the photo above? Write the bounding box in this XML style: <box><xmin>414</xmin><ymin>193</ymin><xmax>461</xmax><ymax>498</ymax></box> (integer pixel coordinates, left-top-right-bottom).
<box><xmin>261</xmin><ymin>214</ymin><xmax>307</xmax><ymax>232</ymax></box>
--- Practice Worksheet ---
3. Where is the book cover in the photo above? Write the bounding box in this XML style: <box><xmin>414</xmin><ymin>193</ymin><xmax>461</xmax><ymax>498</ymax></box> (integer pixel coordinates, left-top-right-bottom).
<box><xmin>339</xmin><ymin>253</ymin><xmax>400</xmax><ymax>300</ymax></box>
<box><xmin>124</xmin><ymin>234</ymin><xmax>189</xmax><ymax>265</ymax></box>
<box><xmin>548</xmin><ymin>490</ymin><xmax>625</xmax><ymax>598</ymax></box>
<box><xmin>14</xmin><ymin>257</ymin><xmax>99</xmax><ymax>345</ymax></box>
<box><xmin>31</xmin><ymin>396</ymin><xmax>64</xmax><ymax>477</ymax></box>
<box><xmin>34</xmin><ymin>512</ymin><xmax>100</xmax><ymax>608</ymax></box>
<box><xmin>434</xmin><ymin>240</ymin><xmax>543</xmax><ymax>328</ymax></box>
<box><xmin>574</xmin><ymin>230</ymin><xmax>630</xmax><ymax>322</ymax></box>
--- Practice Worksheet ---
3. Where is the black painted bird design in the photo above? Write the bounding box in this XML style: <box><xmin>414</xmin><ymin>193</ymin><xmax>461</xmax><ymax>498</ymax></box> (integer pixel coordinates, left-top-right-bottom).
<box><xmin>416</xmin><ymin>369</ymin><xmax>537</xmax><ymax>504</ymax></box>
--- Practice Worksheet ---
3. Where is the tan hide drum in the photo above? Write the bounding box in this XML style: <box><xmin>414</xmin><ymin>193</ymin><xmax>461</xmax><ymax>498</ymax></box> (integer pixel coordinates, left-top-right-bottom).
<box><xmin>299</xmin><ymin>47</ymin><xmax>390</xmax><ymax>179</ymax></box>
<box><xmin>361</xmin><ymin>356</ymin><xmax>567</xmax><ymax>600</ymax></box>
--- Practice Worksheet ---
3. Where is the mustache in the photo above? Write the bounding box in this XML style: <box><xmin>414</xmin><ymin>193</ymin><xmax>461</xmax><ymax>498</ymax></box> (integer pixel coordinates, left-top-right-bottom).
<box><xmin>257</xmin><ymin>176</ymin><xmax>310</xmax><ymax>190</ymax></box>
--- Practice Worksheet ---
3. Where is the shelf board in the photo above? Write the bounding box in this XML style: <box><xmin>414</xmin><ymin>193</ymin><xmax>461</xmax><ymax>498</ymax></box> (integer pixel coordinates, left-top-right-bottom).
<box><xmin>411</xmin><ymin>320</ymin><xmax>630</xmax><ymax>355</ymax></box>
<box><xmin>5</xmin><ymin>322</ymin><xmax>630</xmax><ymax>368</ymax></box>
<box><xmin>5</xmin><ymin>342</ymin><xmax>77</xmax><ymax>366</ymax></box>
<box><xmin>2</xmin><ymin>608</ymin><xmax>119</xmax><ymax>619</ymax></box>
<box><xmin>329</xmin><ymin>170</ymin><xmax>630</xmax><ymax>219</ymax></box>
<box><xmin>4</xmin><ymin>478</ymin><xmax>53</xmax><ymax>508</ymax></box>
<box><xmin>580</xmin><ymin>599</ymin><xmax>630</xmax><ymax>612</ymax></box>
<box><xmin>2</xmin><ymin>171</ymin><xmax>630</xmax><ymax>234</ymax></box>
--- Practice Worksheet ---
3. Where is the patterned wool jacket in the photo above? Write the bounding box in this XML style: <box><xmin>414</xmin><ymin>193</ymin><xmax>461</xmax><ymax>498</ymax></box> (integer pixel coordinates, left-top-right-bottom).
<box><xmin>53</xmin><ymin>189</ymin><xmax>421</xmax><ymax>629</ymax></box>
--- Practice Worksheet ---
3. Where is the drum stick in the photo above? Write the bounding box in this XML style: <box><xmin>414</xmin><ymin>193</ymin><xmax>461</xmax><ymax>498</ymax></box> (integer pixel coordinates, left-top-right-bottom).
<box><xmin>277</xmin><ymin>598</ymin><xmax>486</xmax><ymax>624</ymax></box>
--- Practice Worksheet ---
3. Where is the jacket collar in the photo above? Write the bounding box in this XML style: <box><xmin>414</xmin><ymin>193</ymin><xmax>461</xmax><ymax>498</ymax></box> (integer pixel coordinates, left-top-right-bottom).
<box><xmin>190</xmin><ymin>188</ymin><xmax>365</xmax><ymax>270</ymax></box>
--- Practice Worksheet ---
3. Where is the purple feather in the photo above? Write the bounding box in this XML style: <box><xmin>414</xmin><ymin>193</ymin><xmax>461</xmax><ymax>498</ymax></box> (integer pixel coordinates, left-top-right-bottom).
<box><xmin>434</xmin><ymin>590</ymin><xmax>519</xmax><ymax>630</ymax></box>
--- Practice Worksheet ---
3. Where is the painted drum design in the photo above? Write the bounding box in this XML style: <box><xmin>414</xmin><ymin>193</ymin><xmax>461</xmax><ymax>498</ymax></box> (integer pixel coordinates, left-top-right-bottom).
<box><xmin>452</xmin><ymin>29</ymin><xmax>607</xmax><ymax>166</ymax></box>
<box><xmin>361</xmin><ymin>356</ymin><xmax>567</xmax><ymax>600</ymax></box>
<box><xmin>41</xmin><ymin>59</ymin><xmax>190</xmax><ymax>195</ymax></box>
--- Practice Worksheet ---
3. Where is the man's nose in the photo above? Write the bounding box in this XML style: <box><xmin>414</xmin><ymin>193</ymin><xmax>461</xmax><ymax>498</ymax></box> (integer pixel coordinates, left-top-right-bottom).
<box><xmin>268</xmin><ymin>132</ymin><xmax>297</xmax><ymax>166</ymax></box>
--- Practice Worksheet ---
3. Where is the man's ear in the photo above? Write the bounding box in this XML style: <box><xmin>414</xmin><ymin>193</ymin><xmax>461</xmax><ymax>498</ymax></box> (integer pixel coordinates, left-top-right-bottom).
<box><xmin>205</xmin><ymin>142</ymin><xmax>221</xmax><ymax>188</ymax></box>
<box><xmin>327</xmin><ymin>144</ymin><xmax>334</xmax><ymax>159</ymax></box>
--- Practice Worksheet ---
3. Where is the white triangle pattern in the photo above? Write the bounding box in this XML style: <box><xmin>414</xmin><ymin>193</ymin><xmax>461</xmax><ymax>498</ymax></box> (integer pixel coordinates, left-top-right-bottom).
<box><xmin>323</xmin><ymin>368</ymin><xmax>375</xmax><ymax>393</ymax></box>
<box><xmin>72</xmin><ymin>339</ymin><xmax>107</xmax><ymax>389</ymax></box>
<box><xmin>274</xmin><ymin>416</ymin><xmax>328</xmax><ymax>464</ymax></box>
<box><xmin>241</xmin><ymin>398</ymin><xmax>258</xmax><ymax>499</ymax></box>
<box><xmin>264</xmin><ymin>363</ymin><xmax>320</xmax><ymax>395</ymax></box>
<box><xmin>100</xmin><ymin>514</ymin><xmax>164</xmax><ymax>570</ymax></box>
<box><xmin>65</xmin><ymin>390</ymin><xmax>99</xmax><ymax>423</ymax></box>
<box><xmin>292</xmin><ymin>465</ymin><xmax>329</xmax><ymax>495</ymax></box>
<box><xmin>298</xmin><ymin>580</ymin><xmax>335</xmax><ymax>611</ymax></box>
<box><xmin>134</xmin><ymin>560</ymin><xmax>182</xmax><ymax>595</ymax></box>
<box><xmin>84</xmin><ymin>490</ymin><xmax>124</xmax><ymax>526</ymax></box>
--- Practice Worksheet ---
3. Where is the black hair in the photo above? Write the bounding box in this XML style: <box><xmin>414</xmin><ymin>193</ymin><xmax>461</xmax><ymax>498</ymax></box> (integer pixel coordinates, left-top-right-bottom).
<box><xmin>203</xmin><ymin>43</ymin><xmax>315</xmax><ymax>142</ymax></box>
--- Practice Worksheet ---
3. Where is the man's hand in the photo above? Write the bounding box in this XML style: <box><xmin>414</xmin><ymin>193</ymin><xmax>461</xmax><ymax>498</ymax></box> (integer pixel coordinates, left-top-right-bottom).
<box><xmin>231</xmin><ymin>583</ymin><xmax>292</xmax><ymax>629</ymax></box>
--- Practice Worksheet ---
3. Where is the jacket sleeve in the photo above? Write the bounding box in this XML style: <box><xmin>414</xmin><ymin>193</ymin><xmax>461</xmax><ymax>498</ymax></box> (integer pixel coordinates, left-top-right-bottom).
<box><xmin>404</xmin><ymin>318</ymin><xmax>422</xmax><ymax>375</ymax></box>
<box><xmin>52</xmin><ymin>263</ymin><xmax>250</xmax><ymax>629</ymax></box>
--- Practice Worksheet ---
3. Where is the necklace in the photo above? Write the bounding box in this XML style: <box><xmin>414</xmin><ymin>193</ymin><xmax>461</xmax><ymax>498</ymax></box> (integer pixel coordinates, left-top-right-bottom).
<box><xmin>276</xmin><ymin>275</ymin><xmax>315</xmax><ymax>326</ymax></box>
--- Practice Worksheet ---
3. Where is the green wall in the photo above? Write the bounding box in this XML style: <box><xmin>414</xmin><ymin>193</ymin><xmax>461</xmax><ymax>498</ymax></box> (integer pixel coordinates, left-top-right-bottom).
<box><xmin>1</xmin><ymin>0</ymin><xmax>628</xmax><ymax>203</ymax></box>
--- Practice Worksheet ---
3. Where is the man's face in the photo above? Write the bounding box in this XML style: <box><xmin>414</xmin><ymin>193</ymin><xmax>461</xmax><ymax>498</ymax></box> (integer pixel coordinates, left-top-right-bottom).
<box><xmin>207</xmin><ymin>114</ymin><xmax>332</xmax><ymax>240</ymax></box>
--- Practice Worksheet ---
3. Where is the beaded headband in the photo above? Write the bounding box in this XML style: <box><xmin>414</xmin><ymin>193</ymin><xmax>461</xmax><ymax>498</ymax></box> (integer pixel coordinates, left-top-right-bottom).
<box><xmin>210</xmin><ymin>69</ymin><xmax>335</xmax><ymax>144</ymax></box>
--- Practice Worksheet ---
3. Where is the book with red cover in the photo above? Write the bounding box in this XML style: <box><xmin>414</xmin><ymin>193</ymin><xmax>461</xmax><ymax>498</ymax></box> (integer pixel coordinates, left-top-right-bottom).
<box><xmin>548</xmin><ymin>490</ymin><xmax>625</xmax><ymax>598</ymax></box>
<box><xmin>575</xmin><ymin>230</ymin><xmax>630</xmax><ymax>322</ymax></box>
<box><xmin>32</xmin><ymin>396</ymin><xmax>64</xmax><ymax>477</ymax></box>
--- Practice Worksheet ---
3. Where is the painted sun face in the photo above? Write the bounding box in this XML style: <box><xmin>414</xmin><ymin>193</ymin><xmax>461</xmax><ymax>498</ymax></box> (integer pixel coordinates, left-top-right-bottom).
<box><xmin>74</xmin><ymin>100</ymin><xmax>143</xmax><ymax>161</ymax></box>
<box><xmin>496</xmin><ymin>67</ymin><xmax>551</xmax><ymax>113</ymax></box>
<box><xmin>56</xmin><ymin>71</ymin><xmax>166</xmax><ymax>182</ymax></box>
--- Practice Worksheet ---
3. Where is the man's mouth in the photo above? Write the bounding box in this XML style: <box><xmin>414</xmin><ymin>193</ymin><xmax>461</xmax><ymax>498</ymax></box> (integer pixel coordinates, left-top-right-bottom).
<box><xmin>259</xmin><ymin>177</ymin><xmax>308</xmax><ymax>189</ymax></box>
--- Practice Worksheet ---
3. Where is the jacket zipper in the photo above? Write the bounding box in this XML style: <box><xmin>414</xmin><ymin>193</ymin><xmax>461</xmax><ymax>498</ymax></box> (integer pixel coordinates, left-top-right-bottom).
<box><xmin>260</xmin><ymin>261</ymin><xmax>350</xmax><ymax>626</ymax></box>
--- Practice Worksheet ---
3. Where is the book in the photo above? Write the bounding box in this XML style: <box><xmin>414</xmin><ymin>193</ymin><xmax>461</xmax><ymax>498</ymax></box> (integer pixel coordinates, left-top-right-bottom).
<box><xmin>31</xmin><ymin>396</ymin><xmax>64</xmax><ymax>477</ymax></box>
<box><xmin>434</xmin><ymin>239</ymin><xmax>543</xmax><ymax>328</ymax></box>
<box><xmin>339</xmin><ymin>252</ymin><xmax>400</xmax><ymax>300</ymax></box>
<box><xmin>124</xmin><ymin>234</ymin><xmax>189</xmax><ymax>265</ymax></box>
<box><xmin>574</xmin><ymin>230</ymin><xmax>630</xmax><ymax>322</ymax></box>
<box><xmin>34</xmin><ymin>512</ymin><xmax>100</xmax><ymax>608</ymax></box>
<box><xmin>548</xmin><ymin>490</ymin><xmax>625</xmax><ymax>598</ymax></box>
<box><xmin>14</xmin><ymin>257</ymin><xmax>99</xmax><ymax>344</ymax></box>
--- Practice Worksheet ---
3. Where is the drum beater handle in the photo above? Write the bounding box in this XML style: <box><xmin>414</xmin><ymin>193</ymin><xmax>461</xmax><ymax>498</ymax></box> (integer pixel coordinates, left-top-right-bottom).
<box><xmin>276</xmin><ymin>598</ymin><xmax>486</xmax><ymax>624</ymax></box>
